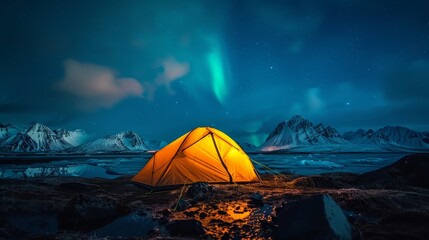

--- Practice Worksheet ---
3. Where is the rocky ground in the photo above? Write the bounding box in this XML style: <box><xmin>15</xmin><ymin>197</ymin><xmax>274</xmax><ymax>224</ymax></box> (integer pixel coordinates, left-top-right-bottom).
<box><xmin>0</xmin><ymin>154</ymin><xmax>429</xmax><ymax>239</ymax></box>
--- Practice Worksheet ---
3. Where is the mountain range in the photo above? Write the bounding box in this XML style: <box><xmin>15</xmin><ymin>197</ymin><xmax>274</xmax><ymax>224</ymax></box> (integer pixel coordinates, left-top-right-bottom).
<box><xmin>65</xmin><ymin>131</ymin><xmax>148</xmax><ymax>153</ymax></box>
<box><xmin>1</xmin><ymin>117</ymin><xmax>428</xmax><ymax>153</ymax></box>
<box><xmin>0</xmin><ymin>123</ymin><xmax>161</xmax><ymax>153</ymax></box>
<box><xmin>1</xmin><ymin>123</ymin><xmax>88</xmax><ymax>152</ymax></box>
<box><xmin>260</xmin><ymin>115</ymin><xmax>429</xmax><ymax>152</ymax></box>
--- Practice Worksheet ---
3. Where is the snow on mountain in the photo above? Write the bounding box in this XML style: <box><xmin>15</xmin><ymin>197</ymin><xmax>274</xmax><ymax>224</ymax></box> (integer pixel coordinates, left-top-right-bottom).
<box><xmin>0</xmin><ymin>124</ymin><xmax>18</xmax><ymax>143</ymax></box>
<box><xmin>261</xmin><ymin>116</ymin><xmax>429</xmax><ymax>152</ymax></box>
<box><xmin>1</xmin><ymin>132</ymin><xmax>38</xmax><ymax>152</ymax></box>
<box><xmin>315</xmin><ymin>124</ymin><xmax>344</xmax><ymax>143</ymax></box>
<box><xmin>0</xmin><ymin>123</ymin><xmax>91</xmax><ymax>152</ymax></box>
<box><xmin>54</xmin><ymin>129</ymin><xmax>89</xmax><ymax>146</ymax></box>
<box><xmin>66</xmin><ymin>131</ymin><xmax>148</xmax><ymax>152</ymax></box>
<box><xmin>23</xmin><ymin>123</ymin><xmax>72</xmax><ymax>151</ymax></box>
<box><xmin>261</xmin><ymin>115</ymin><xmax>345</xmax><ymax>151</ymax></box>
<box><xmin>344</xmin><ymin>126</ymin><xmax>429</xmax><ymax>148</ymax></box>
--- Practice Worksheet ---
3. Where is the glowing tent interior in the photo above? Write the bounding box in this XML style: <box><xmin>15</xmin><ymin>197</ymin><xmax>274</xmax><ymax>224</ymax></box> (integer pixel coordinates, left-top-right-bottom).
<box><xmin>132</xmin><ymin>127</ymin><xmax>261</xmax><ymax>188</ymax></box>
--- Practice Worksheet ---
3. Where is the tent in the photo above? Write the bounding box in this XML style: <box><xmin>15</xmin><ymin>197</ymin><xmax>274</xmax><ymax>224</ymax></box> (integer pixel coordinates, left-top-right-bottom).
<box><xmin>132</xmin><ymin>127</ymin><xmax>260</xmax><ymax>188</ymax></box>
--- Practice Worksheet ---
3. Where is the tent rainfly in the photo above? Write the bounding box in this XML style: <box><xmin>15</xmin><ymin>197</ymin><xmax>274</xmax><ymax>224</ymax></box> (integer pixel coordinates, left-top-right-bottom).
<box><xmin>132</xmin><ymin>127</ymin><xmax>260</xmax><ymax>188</ymax></box>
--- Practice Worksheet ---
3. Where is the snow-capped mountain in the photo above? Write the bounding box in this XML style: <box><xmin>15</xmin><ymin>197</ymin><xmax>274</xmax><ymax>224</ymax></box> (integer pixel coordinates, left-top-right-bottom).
<box><xmin>0</xmin><ymin>124</ymin><xmax>19</xmax><ymax>143</ymax></box>
<box><xmin>261</xmin><ymin>115</ymin><xmax>345</xmax><ymax>151</ymax></box>
<box><xmin>0</xmin><ymin>123</ymin><xmax>89</xmax><ymax>152</ymax></box>
<box><xmin>261</xmin><ymin>116</ymin><xmax>429</xmax><ymax>152</ymax></box>
<box><xmin>343</xmin><ymin>126</ymin><xmax>429</xmax><ymax>148</ymax></box>
<box><xmin>66</xmin><ymin>131</ymin><xmax>148</xmax><ymax>152</ymax></box>
<box><xmin>24</xmin><ymin>123</ymin><xmax>72</xmax><ymax>151</ymax></box>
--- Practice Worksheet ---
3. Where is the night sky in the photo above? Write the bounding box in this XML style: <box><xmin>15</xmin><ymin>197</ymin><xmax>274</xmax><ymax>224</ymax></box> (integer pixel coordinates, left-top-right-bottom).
<box><xmin>1</xmin><ymin>0</ymin><xmax>429</xmax><ymax>146</ymax></box>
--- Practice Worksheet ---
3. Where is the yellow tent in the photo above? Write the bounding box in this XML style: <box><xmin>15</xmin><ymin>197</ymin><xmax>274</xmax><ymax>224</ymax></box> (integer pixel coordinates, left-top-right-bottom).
<box><xmin>132</xmin><ymin>127</ymin><xmax>260</xmax><ymax>188</ymax></box>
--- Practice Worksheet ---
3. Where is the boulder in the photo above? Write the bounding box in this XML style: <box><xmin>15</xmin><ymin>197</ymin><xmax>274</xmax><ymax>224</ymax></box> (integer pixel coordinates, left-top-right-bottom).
<box><xmin>173</xmin><ymin>198</ymin><xmax>190</xmax><ymax>211</ymax></box>
<box><xmin>357</xmin><ymin>154</ymin><xmax>429</xmax><ymax>189</ymax></box>
<box><xmin>276</xmin><ymin>194</ymin><xmax>352</xmax><ymax>240</ymax></box>
<box><xmin>166</xmin><ymin>219</ymin><xmax>205</xmax><ymax>237</ymax></box>
<box><xmin>287</xmin><ymin>173</ymin><xmax>356</xmax><ymax>189</ymax></box>
<box><xmin>58</xmin><ymin>194</ymin><xmax>130</xmax><ymax>231</ymax></box>
<box><xmin>186</xmin><ymin>182</ymin><xmax>213</xmax><ymax>201</ymax></box>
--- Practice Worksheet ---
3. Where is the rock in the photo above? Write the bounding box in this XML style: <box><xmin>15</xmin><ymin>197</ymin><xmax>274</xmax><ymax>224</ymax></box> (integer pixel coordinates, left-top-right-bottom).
<box><xmin>147</xmin><ymin>226</ymin><xmax>161</xmax><ymax>237</ymax></box>
<box><xmin>210</xmin><ymin>204</ymin><xmax>219</xmax><ymax>210</ymax></box>
<box><xmin>199</xmin><ymin>212</ymin><xmax>208</xmax><ymax>219</ymax></box>
<box><xmin>221</xmin><ymin>232</ymin><xmax>230</xmax><ymax>240</ymax></box>
<box><xmin>210</xmin><ymin>219</ymin><xmax>232</xmax><ymax>227</ymax></box>
<box><xmin>157</xmin><ymin>208</ymin><xmax>172</xmax><ymax>217</ymax></box>
<box><xmin>249</xmin><ymin>193</ymin><xmax>264</xmax><ymax>205</ymax></box>
<box><xmin>360</xmin><ymin>211</ymin><xmax>429</xmax><ymax>239</ymax></box>
<box><xmin>242</xmin><ymin>224</ymin><xmax>251</xmax><ymax>232</ymax></box>
<box><xmin>58</xmin><ymin>194</ymin><xmax>130</xmax><ymax>231</ymax></box>
<box><xmin>166</xmin><ymin>219</ymin><xmax>205</xmax><ymax>237</ymax></box>
<box><xmin>217</xmin><ymin>210</ymin><xmax>227</xmax><ymax>215</ymax></box>
<box><xmin>276</xmin><ymin>194</ymin><xmax>352</xmax><ymax>240</ymax></box>
<box><xmin>174</xmin><ymin>198</ymin><xmax>190</xmax><ymax>211</ymax></box>
<box><xmin>287</xmin><ymin>173</ymin><xmax>355</xmax><ymax>189</ymax></box>
<box><xmin>186</xmin><ymin>182</ymin><xmax>213</xmax><ymax>201</ymax></box>
<box><xmin>184</xmin><ymin>209</ymin><xmax>199</xmax><ymax>217</ymax></box>
<box><xmin>357</xmin><ymin>154</ymin><xmax>429</xmax><ymax>189</ymax></box>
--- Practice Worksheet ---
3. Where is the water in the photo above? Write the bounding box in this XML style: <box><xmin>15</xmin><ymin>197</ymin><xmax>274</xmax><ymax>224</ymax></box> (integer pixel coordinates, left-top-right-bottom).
<box><xmin>0</xmin><ymin>153</ymin><xmax>407</xmax><ymax>179</ymax></box>
<box><xmin>250</xmin><ymin>153</ymin><xmax>406</xmax><ymax>175</ymax></box>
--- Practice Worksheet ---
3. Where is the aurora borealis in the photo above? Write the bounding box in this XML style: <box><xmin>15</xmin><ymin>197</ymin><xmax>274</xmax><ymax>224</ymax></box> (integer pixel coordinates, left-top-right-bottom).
<box><xmin>1</xmin><ymin>0</ymin><xmax>429</xmax><ymax>146</ymax></box>
<box><xmin>206</xmin><ymin>35</ymin><xmax>228</xmax><ymax>104</ymax></box>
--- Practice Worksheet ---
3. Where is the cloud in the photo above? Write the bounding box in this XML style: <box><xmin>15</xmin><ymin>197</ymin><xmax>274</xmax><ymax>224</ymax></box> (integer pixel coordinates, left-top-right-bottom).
<box><xmin>155</xmin><ymin>57</ymin><xmax>190</xmax><ymax>94</ymax></box>
<box><xmin>55</xmin><ymin>60</ymin><xmax>143</xmax><ymax>111</ymax></box>
<box><xmin>55</xmin><ymin>58</ymin><xmax>190</xmax><ymax>109</ymax></box>
<box><xmin>141</xmin><ymin>57</ymin><xmax>190</xmax><ymax>100</ymax></box>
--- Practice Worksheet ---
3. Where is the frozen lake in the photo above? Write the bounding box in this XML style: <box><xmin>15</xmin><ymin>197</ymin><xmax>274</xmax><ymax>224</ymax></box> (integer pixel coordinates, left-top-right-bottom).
<box><xmin>0</xmin><ymin>153</ymin><xmax>408</xmax><ymax>179</ymax></box>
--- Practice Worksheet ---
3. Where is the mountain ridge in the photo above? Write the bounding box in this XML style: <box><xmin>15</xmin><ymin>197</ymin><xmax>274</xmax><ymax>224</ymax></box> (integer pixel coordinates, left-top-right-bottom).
<box><xmin>261</xmin><ymin>115</ymin><xmax>429</xmax><ymax>152</ymax></box>
<box><xmin>64</xmin><ymin>131</ymin><xmax>148</xmax><ymax>153</ymax></box>
<box><xmin>0</xmin><ymin>123</ymin><xmax>89</xmax><ymax>152</ymax></box>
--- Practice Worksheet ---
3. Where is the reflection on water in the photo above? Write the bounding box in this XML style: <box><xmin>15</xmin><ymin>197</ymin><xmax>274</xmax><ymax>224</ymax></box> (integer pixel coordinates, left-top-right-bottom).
<box><xmin>250</xmin><ymin>153</ymin><xmax>406</xmax><ymax>175</ymax></box>
<box><xmin>0</xmin><ymin>153</ymin><xmax>407</xmax><ymax>179</ymax></box>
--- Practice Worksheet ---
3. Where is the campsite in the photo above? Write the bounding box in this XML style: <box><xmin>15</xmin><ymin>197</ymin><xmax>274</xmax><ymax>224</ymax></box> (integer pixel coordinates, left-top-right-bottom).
<box><xmin>2</xmin><ymin>0</ymin><xmax>429</xmax><ymax>239</ymax></box>
<box><xmin>1</xmin><ymin>127</ymin><xmax>428</xmax><ymax>239</ymax></box>
<box><xmin>1</xmin><ymin>154</ymin><xmax>429</xmax><ymax>239</ymax></box>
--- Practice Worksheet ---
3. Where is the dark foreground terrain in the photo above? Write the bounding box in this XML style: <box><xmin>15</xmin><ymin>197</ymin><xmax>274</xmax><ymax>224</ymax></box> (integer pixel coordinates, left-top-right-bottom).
<box><xmin>1</xmin><ymin>154</ymin><xmax>429</xmax><ymax>239</ymax></box>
